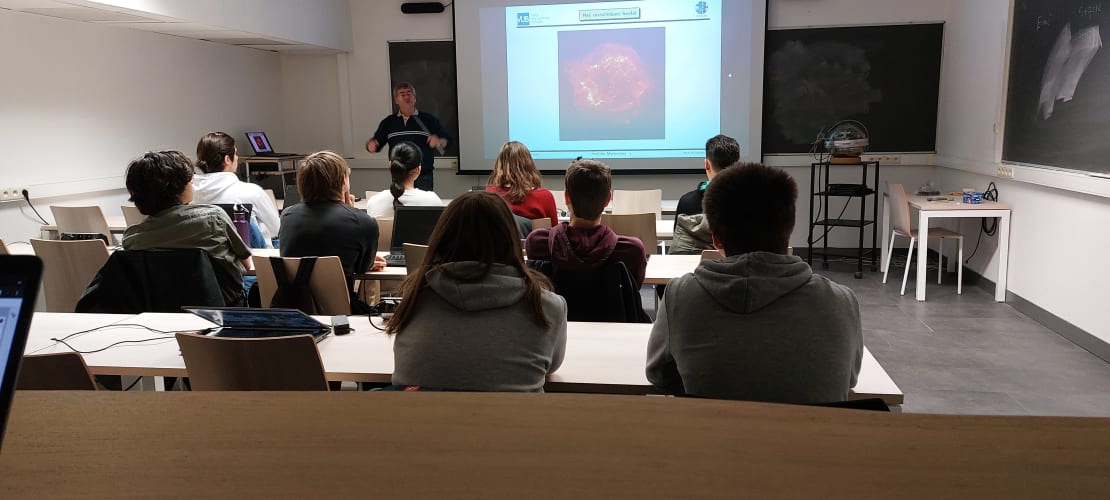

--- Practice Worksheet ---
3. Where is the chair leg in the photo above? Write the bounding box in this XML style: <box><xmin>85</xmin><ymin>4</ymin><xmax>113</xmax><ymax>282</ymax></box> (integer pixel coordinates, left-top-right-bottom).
<box><xmin>900</xmin><ymin>237</ymin><xmax>915</xmax><ymax>296</ymax></box>
<box><xmin>882</xmin><ymin>231</ymin><xmax>898</xmax><ymax>284</ymax></box>
<box><xmin>937</xmin><ymin>237</ymin><xmax>943</xmax><ymax>285</ymax></box>
<box><xmin>957</xmin><ymin>236</ymin><xmax>964</xmax><ymax>295</ymax></box>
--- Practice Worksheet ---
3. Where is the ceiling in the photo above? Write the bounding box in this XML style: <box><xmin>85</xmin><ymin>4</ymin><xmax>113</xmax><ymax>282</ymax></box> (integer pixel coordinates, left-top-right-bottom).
<box><xmin>0</xmin><ymin>0</ymin><xmax>342</xmax><ymax>53</ymax></box>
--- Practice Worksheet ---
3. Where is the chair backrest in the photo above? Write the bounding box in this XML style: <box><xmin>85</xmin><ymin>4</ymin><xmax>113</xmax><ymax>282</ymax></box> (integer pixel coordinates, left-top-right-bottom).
<box><xmin>263</xmin><ymin>188</ymin><xmax>278</xmax><ymax>208</ymax></box>
<box><xmin>16</xmin><ymin>353</ymin><xmax>97</xmax><ymax>390</ymax></box>
<box><xmin>700</xmin><ymin>249</ymin><xmax>723</xmax><ymax>260</ymax></box>
<box><xmin>403</xmin><ymin>243</ymin><xmax>429</xmax><ymax>276</ymax></box>
<box><xmin>886</xmin><ymin>182</ymin><xmax>913</xmax><ymax>235</ymax></box>
<box><xmin>530</xmin><ymin>218</ymin><xmax>552</xmax><ymax>230</ymax></box>
<box><xmin>533</xmin><ymin>260</ymin><xmax>648</xmax><ymax>323</ymax></box>
<box><xmin>30</xmin><ymin>238</ymin><xmax>110</xmax><ymax>312</ymax></box>
<box><xmin>175</xmin><ymin>333</ymin><xmax>329</xmax><ymax>391</ymax></box>
<box><xmin>0</xmin><ymin>238</ymin><xmax>7</xmax><ymax>255</ymax></box>
<box><xmin>549</xmin><ymin>189</ymin><xmax>568</xmax><ymax>212</ymax></box>
<box><xmin>254</xmin><ymin>256</ymin><xmax>350</xmax><ymax>315</ymax></box>
<box><xmin>120</xmin><ymin>205</ymin><xmax>146</xmax><ymax>227</ymax></box>
<box><xmin>611</xmin><ymin>189</ymin><xmax>662</xmax><ymax>219</ymax></box>
<box><xmin>50</xmin><ymin>206</ymin><xmax>112</xmax><ymax>241</ymax></box>
<box><xmin>365</xmin><ymin>190</ymin><xmax>378</xmax><ymax>201</ymax></box>
<box><xmin>376</xmin><ymin>217</ymin><xmax>393</xmax><ymax>254</ymax></box>
<box><xmin>601</xmin><ymin>213</ymin><xmax>658</xmax><ymax>255</ymax></box>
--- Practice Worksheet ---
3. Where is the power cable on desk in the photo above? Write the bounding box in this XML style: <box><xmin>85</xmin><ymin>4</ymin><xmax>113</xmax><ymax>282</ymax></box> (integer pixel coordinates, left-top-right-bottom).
<box><xmin>49</xmin><ymin>336</ymin><xmax>177</xmax><ymax>355</ymax></box>
<box><xmin>35</xmin><ymin>323</ymin><xmax>211</xmax><ymax>355</ymax></box>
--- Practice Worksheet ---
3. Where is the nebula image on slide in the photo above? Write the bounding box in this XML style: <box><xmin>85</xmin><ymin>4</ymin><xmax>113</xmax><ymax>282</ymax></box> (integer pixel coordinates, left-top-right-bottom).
<box><xmin>558</xmin><ymin>27</ymin><xmax>665</xmax><ymax>141</ymax></box>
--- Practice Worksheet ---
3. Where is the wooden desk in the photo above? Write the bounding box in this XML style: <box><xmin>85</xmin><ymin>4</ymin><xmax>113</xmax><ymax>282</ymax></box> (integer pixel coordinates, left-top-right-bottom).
<box><xmin>241</xmin><ymin>155</ymin><xmax>304</xmax><ymax>198</ymax></box>
<box><xmin>2</xmin><ymin>392</ymin><xmax>1107</xmax><ymax>498</ymax></box>
<box><xmin>882</xmin><ymin>195</ymin><xmax>1012</xmax><ymax>302</ymax></box>
<box><xmin>24</xmin><ymin>313</ymin><xmax>902</xmax><ymax>405</ymax></box>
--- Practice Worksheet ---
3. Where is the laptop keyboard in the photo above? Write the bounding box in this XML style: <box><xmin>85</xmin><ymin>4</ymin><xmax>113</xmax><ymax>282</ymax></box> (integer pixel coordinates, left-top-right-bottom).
<box><xmin>384</xmin><ymin>253</ymin><xmax>406</xmax><ymax>267</ymax></box>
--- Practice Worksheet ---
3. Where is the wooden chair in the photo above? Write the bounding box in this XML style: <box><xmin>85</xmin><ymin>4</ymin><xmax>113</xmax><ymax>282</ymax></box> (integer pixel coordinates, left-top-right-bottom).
<box><xmin>120</xmin><ymin>205</ymin><xmax>146</xmax><ymax>227</ymax></box>
<box><xmin>403</xmin><ymin>243</ymin><xmax>429</xmax><ymax>276</ymax></box>
<box><xmin>30</xmin><ymin>238</ymin><xmax>110</xmax><ymax>312</ymax></box>
<box><xmin>264</xmin><ymin>189</ymin><xmax>278</xmax><ymax>209</ymax></box>
<box><xmin>16</xmin><ymin>352</ymin><xmax>97</xmax><ymax>390</ymax></box>
<box><xmin>611</xmin><ymin>189</ymin><xmax>663</xmax><ymax>219</ymax></box>
<box><xmin>530</xmin><ymin>218</ymin><xmax>552</xmax><ymax>230</ymax></box>
<box><xmin>602</xmin><ymin>213</ymin><xmax>658</xmax><ymax>255</ymax></box>
<box><xmin>365</xmin><ymin>190</ymin><xmax>378</xmax><ymax>202</ymax></box>
<box><xmin>376</xmin><ymin>217</ymin><xmax>393</xmax><ymax>253</ymax></box>
<box><xmin>175</xmin><ymin>333</ymin><xmax>329</xmax><ymax>391</ymax></box>
<box><xmin>882</xmin><ymin>182</ymin><xmax>964</xmax><ymax>295</ymax></box>
<box><xmin>254</xmin><ymin>256</ymin><xmax>351</xmax><ymax>315</ymax></box>
<box><xmin>50</xmin><ymin>205</ymin><xmax>112</xmax><ymax>241</ymax></box>
<box><xmin>0</xmin><ymin>238</ymin><xmax>8</xmax><ymax>255</ymax></box>
<box><xmin>549</xmin><ymin>189</ymin><xmax>568</xmax><ymax>213</ymax></box>
<box><xmin>701</xmin><ymin>249</ymin><xmax>723</xmax><ymax>260</ymax></box>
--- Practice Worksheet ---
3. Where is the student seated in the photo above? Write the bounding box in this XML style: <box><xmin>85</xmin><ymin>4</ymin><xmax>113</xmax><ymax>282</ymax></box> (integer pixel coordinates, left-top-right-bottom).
<box><xmin>670</xmin><ymin>134</ymin><xmax>740</xmax><ymax>255</ymax></box>
<box><xmin>646</xmin><ymin>164</ymin><xmax>863</xmax><ymax>404</ymax></box>
<box><xmin>388</xmin><ymin>191</ymin><xmax>568</xmax><ymax>392</ymax></box>
<box><xmin>279</xmin><ymin>151</ymin><xmax>386</xmax><ymax>310</ymax></box>
<box><xmin>485</xmin><ymin>141</ymin><xmax>558</xmax><ymax>227</ymax></box>
<box><xmin>525</xmin><ymin>159</ymin><xmax>646</xmax><ymax>287</ymax></box>
<box><xmin>122</xmin><ymin>150</ymin><xmax>252</xmax><ymax>306</ymax></box>
<box><xmin>366</xmin><ymin>141</ymin><xmax>443</xmax><ymax>218</ymax></box>
<box><xmin>191</xmin><ymin>132</ymin><xmax>281</xmax><ymax>247</ymax></box>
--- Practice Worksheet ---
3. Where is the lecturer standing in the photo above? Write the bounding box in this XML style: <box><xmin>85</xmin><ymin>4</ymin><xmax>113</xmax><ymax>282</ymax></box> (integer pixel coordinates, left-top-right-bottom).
<box><xmin>366</xmin><ymin>82</ymin><xmax>450</xmax><ymax>191</ymax></box>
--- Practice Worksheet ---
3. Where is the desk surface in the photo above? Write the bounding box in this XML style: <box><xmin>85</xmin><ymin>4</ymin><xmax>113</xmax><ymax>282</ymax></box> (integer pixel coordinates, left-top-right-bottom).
<box><xmin>906</xmin><ymin>194</ymin><xmax>1012</xmax><ymax>211</ymax></box>
<box><xmin>25</xmin><ymin>313</ymin><xmax>902</xmax><ymax>404</ymax></box>
<box><xmin>1</xmin><ymin>391</ymin><xmax>1107</xmax><ymax>498</ymax></box>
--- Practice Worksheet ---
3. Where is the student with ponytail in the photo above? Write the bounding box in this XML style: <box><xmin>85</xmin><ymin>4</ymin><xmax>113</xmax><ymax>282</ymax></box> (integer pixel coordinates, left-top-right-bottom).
<box><xmin>366</xmin><ymin>141</ymin><xmax>443</xmax><ymax>218</ymax></box>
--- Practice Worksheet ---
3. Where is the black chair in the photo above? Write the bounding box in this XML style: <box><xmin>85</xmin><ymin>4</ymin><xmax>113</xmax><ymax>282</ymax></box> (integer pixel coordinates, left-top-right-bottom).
<box><xmin>529</xmin><ymin>259</ymin><xmax>650</xmax><ymax>323</ymax></box>
<box><xmin>75</xmin><ymin>248</ymin><xmax>230</xmax><ymax>313</ymax></box>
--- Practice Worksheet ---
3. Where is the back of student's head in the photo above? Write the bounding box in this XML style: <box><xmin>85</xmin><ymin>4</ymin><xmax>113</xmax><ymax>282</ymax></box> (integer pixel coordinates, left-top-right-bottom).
<box><xmin>126</xmin><ymin>151</ymin><xmax>194</xmax><ymax>216</ymax></box>
<box><xmin>297</xmin><ymin>151</ymin><xmax>349</xmax><ymax>204</ymax></box>
<box><xmin>195</xmin><ymin>132</ymin><xmax>236</xmax><ymax>174</ymax></box>
<box><xmin>386</xmin><ymin>191</ymin><xmax>551</xmax><ymax>333</ymax></box>
<box><xmin>389</xmin><ymin>142</ymin><xmax>422</xmax><ymax>207</ymax></box>
<box><xmin>564</xmin><ymin>159</ymin><xmax>611</xmax><ymax>220</ymax></box>
<box><xmin>703</xmin><ymin>163</ymin><xmax>796</xmax><ymax>256</ymax></box>
<box><xmin>488</xmin><ymin>141</ymin><xmax>542</xmax><ymax>203</ymax></box>
<box><xmin>706</xmin><ymin>134</ymin><xmax>741</xmax><ymax>171</ymax></box>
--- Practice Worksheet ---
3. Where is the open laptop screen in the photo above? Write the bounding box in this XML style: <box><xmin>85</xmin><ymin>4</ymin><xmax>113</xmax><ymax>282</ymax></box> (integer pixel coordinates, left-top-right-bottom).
<box><xmin>183</xmin><ymin>307</ymin><xmax>327</xmax><ymax>331</ymax></box>
<box><xmin>244</xmin><ymin>132</ymin><xmax>274</xmax><ymax>154</ymax></box>
<box><xmin>390</xmin><ymin>206</ymin><xmax>446</xmax><ymax>252</ymax></box>
<box><xmin>0</xmin><ymin>256</ymin><xmax>44</xmax><ymax>452</ymax></box>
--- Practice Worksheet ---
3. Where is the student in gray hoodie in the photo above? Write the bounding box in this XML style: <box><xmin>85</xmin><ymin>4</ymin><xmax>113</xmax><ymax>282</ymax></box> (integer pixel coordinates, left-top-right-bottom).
<box><xmin>388</xmin><ymin>191</ymin><xmax>568</xmax><ymax>392</ymax></box>
<box><xmin>646</xmin><ymin>164</ymin><xmax>863</xmax><ymax>404</ymax></box>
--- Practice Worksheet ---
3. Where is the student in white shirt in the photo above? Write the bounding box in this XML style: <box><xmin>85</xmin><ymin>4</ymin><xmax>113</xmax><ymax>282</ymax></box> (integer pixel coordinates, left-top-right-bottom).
<box><xmin>367</xmin><ymin>141</ymin><xmax>443</xmax><ymax>218</ymax></box>
<box><xmin>191</xmin><ymin>132</ymin><xmax>281</xmax><ymax>246</ymax></box>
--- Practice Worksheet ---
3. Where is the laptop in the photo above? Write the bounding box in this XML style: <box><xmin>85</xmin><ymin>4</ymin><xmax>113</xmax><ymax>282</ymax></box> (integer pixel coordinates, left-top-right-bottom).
<box><xmin>244</xmin><ymin>132</ymin><xmax>301</xmax><ymax>157</ymax></box>
<box><xmin>181</xmin><ymin>307</ymin><xmax>332</xmax><ymax>342</ymax></box>
<box><xmin>0</xmin><ymin>255</ymin><xmax>44</xmax><ymax>451</ymax></box>
<box><xmin>385</xmin><ymin>206</ymin><xmax>446</xmax><ymax>267</ymax></box>
<box><xmin>283</xmin><ymin>184</ymin><xmax>301</xmax><ymax>207</ymax></box>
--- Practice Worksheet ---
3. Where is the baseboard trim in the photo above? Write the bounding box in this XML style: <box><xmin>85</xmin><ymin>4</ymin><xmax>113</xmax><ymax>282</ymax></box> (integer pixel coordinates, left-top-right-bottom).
<box><xmin>964</xmin><ymin>269</ymin><xmax>1110</xmax><ymax>364</ymax></box>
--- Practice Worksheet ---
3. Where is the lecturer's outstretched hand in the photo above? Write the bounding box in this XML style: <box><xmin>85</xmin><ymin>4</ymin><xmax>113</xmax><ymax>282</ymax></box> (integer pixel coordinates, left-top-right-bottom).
<box><xmin>365</xmin><ymin>138</ymin><xmax>380</xmax><ymax>153</ymax></box>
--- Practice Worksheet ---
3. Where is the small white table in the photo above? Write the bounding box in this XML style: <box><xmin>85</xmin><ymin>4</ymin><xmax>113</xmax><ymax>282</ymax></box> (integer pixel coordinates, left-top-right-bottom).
<box><xmin>882</xmin><ymin>195</ymin><xmax>1012</xmax><ymax>302</ymax></box>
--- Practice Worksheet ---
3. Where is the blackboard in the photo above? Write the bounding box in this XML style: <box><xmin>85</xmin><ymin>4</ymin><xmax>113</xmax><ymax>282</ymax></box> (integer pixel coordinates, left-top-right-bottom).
<box><xmin>1004</xmin><ymin>0</ymin><xmax>1110</xmax><ymax>174</ymax></box>
<box><xmin>762</xmin><ymin>23</ymin><xmax>943</xmax><ymax>154</ymax></box>
<box><xmin>387</xmin><ymin>40</ymin><xmax>460</xmax><ymax>157</ymax></box>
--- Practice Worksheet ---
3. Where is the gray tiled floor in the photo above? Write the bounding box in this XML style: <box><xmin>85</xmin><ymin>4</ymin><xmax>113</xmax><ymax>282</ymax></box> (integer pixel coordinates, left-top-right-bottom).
<box><xmin>643</xmin><ymin>259</ymin><xmax>1110</xmax><ymax>416</ymax></box>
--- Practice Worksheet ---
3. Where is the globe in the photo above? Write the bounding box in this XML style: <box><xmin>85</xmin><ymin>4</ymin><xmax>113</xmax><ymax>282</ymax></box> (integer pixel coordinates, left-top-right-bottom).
<box><xmin>824</xmin><ymin>121</ymin><xmax>870</xmax><ymax>158</ymax></box>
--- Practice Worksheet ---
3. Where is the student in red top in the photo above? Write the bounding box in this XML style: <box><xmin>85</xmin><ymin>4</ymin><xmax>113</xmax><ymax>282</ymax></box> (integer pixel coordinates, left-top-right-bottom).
<box><xmin>485</xmin><ymin>141</ymin><xmax>558</xmax><ymax>227</ymax></box>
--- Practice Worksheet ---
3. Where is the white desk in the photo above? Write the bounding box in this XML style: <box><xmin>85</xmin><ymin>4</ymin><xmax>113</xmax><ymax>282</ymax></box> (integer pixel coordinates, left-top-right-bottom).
<box><xmin>40</xmin><ymin>215</ymin><xmax>128</xmax><ymax>239</ymax></box>
<box><xmin>882</xmin><ymin>195</ymin><xmax>1012</xmax><ymax>302</ymax></box>
<box><xmin>644</xmin><ymin>254</ymin><xmax>700</xmax><ymax>285</ymax></box>
<box><xmin>24</xmin><ymin>312</ymin><xmax>902</xmax><ymax>405</ymax></box>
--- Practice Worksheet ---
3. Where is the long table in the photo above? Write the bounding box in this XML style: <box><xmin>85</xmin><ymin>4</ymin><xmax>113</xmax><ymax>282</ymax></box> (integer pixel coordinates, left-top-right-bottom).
<box><xmin>3</xmin><ymin>391</ymin><xmax>1106</xmax><ymax>498</ymax></box>
<box><xmin>23</xmin><ymin>312</ymin><xmax>902</xmax><ymax>405</ymax></box>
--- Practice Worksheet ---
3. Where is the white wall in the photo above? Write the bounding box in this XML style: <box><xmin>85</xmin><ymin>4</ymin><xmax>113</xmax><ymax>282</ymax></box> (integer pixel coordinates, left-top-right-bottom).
<box><xmin>935</xmin><ymin>0</ymin><xmax>1110</xmax><ymax>343</ymax></box>
<box><xmin>0</xmin><ymin>9</ymin><xmax>284</xmax><ymax>243</ymax></box>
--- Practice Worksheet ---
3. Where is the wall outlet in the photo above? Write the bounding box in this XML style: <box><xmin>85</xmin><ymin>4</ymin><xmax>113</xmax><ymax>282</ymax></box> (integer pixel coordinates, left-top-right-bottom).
<box><xmin>996</xmin><ymin>165</ymin><xmax>1014</xmax><ymax>179</ymax></box>
<box><xmin>0</xmin><ymin>187</ymin><xmax>28</xmax><ymax>202</ymax></box>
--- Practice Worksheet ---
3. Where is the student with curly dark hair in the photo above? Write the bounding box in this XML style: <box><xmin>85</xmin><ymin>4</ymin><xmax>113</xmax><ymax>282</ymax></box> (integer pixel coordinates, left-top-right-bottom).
<box><xmin>122</xmin><ymin>150</ymin><xmax>252</xmax><ymax>306</ymax></box>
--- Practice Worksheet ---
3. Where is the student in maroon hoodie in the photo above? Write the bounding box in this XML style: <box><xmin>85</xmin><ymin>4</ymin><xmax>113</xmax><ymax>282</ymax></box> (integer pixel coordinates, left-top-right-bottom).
<box><xmin>525</xmin><ymin>159</ymin><xmax>646</xmax><ymax>287</ymax></box>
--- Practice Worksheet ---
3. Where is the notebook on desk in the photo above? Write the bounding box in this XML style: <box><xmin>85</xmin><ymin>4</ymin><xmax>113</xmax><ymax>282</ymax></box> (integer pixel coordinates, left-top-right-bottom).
<box><xmin>0</xmin><ymin>255</ymin><xmax>44</xmax><ymax>451</ymax></box>
<box><xmin>384</xmin><ymin>206</ymin><xmax>445</xmax><ymax>267</ymax></box>
<box><xmin>181</xmin><ymin>307</ymin><xmax>332</xmax><ymax>342</ymax></box>
<box><xmin>244</xmin><ymin>132</ymin><xmax>302</xmax><ymax>157</ymax></box>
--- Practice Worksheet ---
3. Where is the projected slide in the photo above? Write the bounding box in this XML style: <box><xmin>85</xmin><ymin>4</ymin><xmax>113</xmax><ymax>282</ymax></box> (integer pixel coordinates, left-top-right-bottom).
<box><xmin>455</xmin><ymin>0</ymin><xmax>765</xmax><ymax>173</ymax></box>
<box><xmin>504</xmin><ymin>1</ymin><xmax>719</xmax><ymax>160</ymax></box>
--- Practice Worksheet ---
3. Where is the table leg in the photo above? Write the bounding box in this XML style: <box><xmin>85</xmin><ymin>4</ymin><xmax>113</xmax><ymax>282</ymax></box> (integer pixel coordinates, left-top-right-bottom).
<box><xmin>916</xmin><ymin>212</ymin><xmax>930</xmax><ymax>301</ymax></box>
<box><xmin>881</xmin><ymin>196</ymin><xmax>890</xmax><ymax>271</ymax></box>
<box><xmin>995</xmin><ymin>211</ymin><xmax>1011</xmax><ymax>302</ymax></box>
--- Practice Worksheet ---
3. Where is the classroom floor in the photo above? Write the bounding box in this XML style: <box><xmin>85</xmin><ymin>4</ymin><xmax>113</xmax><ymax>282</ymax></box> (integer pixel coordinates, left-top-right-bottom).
<box><xmin>642</xmin><ymin>259</ymin><xmax>1110</xmax><ymax>416</ymax></box>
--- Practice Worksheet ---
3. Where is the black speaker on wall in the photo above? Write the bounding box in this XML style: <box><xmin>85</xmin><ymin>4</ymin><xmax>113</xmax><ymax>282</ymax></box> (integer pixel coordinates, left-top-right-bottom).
<box><xmin>401</xmin><ymin>2</ymin><xmax>445</xmax><ymax>14</ymax></box>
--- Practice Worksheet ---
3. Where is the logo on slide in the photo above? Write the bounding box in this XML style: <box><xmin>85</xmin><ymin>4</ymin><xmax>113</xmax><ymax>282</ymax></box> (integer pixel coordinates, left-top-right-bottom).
<box><xmin>695</xmin><ymin>2</ymin><xmax>708</xmax><ymax>15</ymax></box>
<box><xmin>517</xmin><ymin>12</ymin><xmax>530</xmax><ymax>26</ymax></box>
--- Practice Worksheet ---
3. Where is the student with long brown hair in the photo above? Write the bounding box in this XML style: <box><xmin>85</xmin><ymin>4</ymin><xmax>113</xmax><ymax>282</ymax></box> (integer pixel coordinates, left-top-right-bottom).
<box><xmin>485</xmin><ymin>141</ymin><xmax>558</xmax><ymax>227</ymax></box>
<box><xmin>191</xmin><ymin>132</ymin><xmax>281</xmax><ymax>246</ymax></box>
<box><xmin>388</xmin><ymin>191</ymin><xmax>567</xmax><ymax>392</ymax></box>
